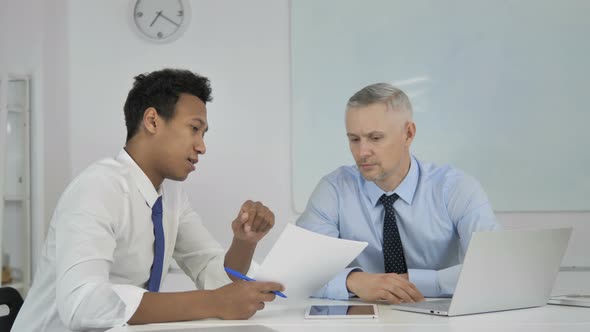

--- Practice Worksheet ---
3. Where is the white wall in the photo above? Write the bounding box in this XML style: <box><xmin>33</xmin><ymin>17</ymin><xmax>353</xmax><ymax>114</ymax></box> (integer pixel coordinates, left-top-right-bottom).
<box><xmin>65</xmin><ymin>0</ymin><xmax>295</xmax><ymax>261</ymax></box>
<box><xmin>1</xmin><ymin>0</ymin><xmax>588</xmax><ymax>275</ymax></box>
<box><xmin>63</xmin><ymin>0</ymin><xmax>590</xmax><ymax>267</ymax></box>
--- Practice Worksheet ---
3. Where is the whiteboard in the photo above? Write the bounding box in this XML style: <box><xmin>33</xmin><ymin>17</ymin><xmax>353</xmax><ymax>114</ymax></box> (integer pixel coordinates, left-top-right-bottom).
<box><xmin>291</xmin><ymin>0</ymin><xmax>590</xmax><ymax>213</ymax></box>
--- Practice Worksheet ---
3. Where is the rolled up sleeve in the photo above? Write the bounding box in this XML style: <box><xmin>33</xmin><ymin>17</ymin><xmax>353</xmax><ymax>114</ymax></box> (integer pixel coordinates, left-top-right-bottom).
<box><xmin>173</xmin><ymin>194</ymin><xmax>232</xmax><ymax>290</ymax></box>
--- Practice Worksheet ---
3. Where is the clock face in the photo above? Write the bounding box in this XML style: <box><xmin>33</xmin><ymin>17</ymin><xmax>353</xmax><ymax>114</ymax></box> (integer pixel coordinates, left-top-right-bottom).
<box><xmin>132</xmin><ymin>0</ymin><xmax>190</xmax><ymax>43</ymax></box>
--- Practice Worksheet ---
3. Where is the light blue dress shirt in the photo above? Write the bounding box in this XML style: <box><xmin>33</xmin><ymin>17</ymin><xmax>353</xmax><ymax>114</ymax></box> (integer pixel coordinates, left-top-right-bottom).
<box><xmin>296</xmin><ymin>155</ymin><xmax>500</xmax><ymax>300</ymax></box>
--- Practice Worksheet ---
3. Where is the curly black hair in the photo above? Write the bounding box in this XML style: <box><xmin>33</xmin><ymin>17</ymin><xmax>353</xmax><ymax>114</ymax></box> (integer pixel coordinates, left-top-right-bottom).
<box><xmin>123</xmin><ymin>68</ymin><xmax>212</xmax><ymax>142</ymax></box>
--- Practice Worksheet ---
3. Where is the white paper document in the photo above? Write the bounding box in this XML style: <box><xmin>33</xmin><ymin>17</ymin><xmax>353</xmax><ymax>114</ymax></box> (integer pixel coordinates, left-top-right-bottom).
<box><xmin>254</xmin><ymin>224</ymin><xmax>368</xmax><ymax>299</ymax></box>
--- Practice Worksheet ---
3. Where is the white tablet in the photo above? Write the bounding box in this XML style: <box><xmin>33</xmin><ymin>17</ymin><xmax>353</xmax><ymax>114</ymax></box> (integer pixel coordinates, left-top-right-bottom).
<box><xmin>304</xmin><ymin>304</ymin><xmax>378</xmax><ymax>319</ymax></box>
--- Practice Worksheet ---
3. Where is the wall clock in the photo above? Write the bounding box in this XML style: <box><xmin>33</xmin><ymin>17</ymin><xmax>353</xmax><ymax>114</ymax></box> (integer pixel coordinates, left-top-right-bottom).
<box><xmin>131</xmin><ymin>0</ymin><xmax>191</xmax><ymax>43</ymax></box>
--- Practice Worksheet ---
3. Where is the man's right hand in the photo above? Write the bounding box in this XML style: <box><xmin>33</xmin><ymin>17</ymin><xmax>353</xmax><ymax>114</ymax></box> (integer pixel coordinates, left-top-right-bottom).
<box><xmin>210</xmin><ymin>281</ymin><xmax>285</xmax><ymax>319</ymax></box>
<box><xmin>346</xmin><ymin>271</ymin><xmax>424</xmax><ymax>304</ymax></box>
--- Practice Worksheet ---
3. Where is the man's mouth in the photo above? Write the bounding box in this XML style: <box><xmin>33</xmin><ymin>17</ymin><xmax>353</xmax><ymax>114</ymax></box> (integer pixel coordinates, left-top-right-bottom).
<box><xmin>187</xmin><ymin>158</ymin><xmax>198</xmax><ymax>171</ymax></box>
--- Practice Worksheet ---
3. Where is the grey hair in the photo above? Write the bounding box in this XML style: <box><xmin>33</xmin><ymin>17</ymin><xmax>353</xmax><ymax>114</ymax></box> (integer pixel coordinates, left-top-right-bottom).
<box><xmin>346</xmin><ymin>82</ymin><xmax>413</xmax><ymax>115</ymax></box>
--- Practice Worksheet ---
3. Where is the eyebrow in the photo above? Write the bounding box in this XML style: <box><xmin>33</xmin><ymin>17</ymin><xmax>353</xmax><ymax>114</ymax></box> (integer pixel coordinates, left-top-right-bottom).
<box><xmin>192</xmin><ymin>118</ymin><xmax>209</xmax><ymax>132</ymax></box>
<box><xmin>347</xmin><ymin>131</ymin><xmax>384</xmax><ymax>137</ymax></box>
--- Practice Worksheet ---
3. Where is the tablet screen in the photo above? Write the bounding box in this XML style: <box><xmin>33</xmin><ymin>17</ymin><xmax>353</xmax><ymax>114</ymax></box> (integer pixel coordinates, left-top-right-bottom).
<box><xmin>305</xmin><ymin>305</ymin><xmax>377</xmax><ymax>319</ymax></box>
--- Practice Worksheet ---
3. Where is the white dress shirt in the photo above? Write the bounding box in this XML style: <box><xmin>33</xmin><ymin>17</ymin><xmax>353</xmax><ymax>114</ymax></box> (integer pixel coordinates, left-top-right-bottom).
<box><xmin>13</xmin><ymin>149</ymin><xmax>232</xmax><ymax>332</ymax></box>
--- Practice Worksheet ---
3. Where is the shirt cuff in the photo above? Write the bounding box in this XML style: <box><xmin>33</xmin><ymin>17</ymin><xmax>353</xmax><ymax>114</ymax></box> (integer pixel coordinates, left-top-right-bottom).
<box><xmin>201</xmin><ymin>254</ymin><xmax>233</xmax><ymax>290</ymax></box>
<box><xmin>408</xmin><ymin>269</ymin><xmax>440</xmax><ymax>297</ymax></box>
<box><xmin>323</xmin><ymin>267</ymin><xmax>363</xmax><ymax>300</ymax></box>
<box><xmin>436</xmin><ymin>264</ymin><xmax>462</xmax><ymax>296</ymax></box>
<box><xmin>111</xmin><ymin>284</ymin><xmax>148</xmax><ymax>324</ymax></box>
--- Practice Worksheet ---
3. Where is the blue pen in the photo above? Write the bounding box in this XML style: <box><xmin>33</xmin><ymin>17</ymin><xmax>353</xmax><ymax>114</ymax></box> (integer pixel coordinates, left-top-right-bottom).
<box><xmin>224</xmin><ymin>267</ymin><xmax>287</xmax><ymax>298</ymax></box>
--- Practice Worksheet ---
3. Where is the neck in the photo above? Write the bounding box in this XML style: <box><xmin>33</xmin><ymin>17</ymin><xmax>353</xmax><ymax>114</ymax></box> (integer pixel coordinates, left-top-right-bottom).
<box><xmin>125</xmin><ymin>138</ymin><xmax>163</xmax><ymax>189</ymax></box>
<box><xmin>375</xmin><ymin>153</ymin><xmax>411</xmax><ymax>192</ymax></box>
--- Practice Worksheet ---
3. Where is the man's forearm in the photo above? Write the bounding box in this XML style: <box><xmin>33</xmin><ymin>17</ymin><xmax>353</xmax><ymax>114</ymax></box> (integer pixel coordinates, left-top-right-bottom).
<box><xmin>128</xmin><ymin>290</ymin><xmax>218</xmax><ymax>324</ymax></box>
<box><xmin>224</xmin><ymin>237</ymin><xmax>256</xmax><ymax>276</ymax></box>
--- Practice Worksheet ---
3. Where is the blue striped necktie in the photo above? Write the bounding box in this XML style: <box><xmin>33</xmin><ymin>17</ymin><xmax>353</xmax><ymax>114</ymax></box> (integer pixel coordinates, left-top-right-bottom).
<box><xmin>147</xmin><ymin>196</ymin><xmax>164</xmax><ymax>292</ymax></box>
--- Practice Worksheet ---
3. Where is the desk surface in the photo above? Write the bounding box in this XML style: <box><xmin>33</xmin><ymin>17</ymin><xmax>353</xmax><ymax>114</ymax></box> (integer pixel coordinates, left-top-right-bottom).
<box><xmin>107</xmin><ymin>300</ymin><xmax>590</xmax><ymax>332</ymax></box>
<box><xmin>107</xmin><ymin>271</ymin><xmax>590</xmax><ymax>332</ymax></box>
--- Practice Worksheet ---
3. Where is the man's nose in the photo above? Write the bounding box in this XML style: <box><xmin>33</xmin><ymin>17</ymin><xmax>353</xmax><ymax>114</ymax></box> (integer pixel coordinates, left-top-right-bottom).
<box><xmin>195</xmin><ymin>137</ymin><xmax>206</xmax><ymax>155</ymax></box>
<box><xmin>359</xmin><ymin>141</ymin><xmax>371</xmax><ymax>157</ymax></box>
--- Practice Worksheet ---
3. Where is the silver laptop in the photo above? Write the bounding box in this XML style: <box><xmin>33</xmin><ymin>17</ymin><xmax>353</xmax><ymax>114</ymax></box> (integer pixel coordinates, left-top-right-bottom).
<box><xmin>391</xmin><ymin>227</ymin><xmax>572</xmax><ymax>316</ymax></box>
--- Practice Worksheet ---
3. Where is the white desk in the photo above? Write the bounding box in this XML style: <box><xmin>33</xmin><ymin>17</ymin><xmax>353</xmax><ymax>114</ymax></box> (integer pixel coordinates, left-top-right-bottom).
<box><xmin>106</xmin><ymin>299</ymin><xmax>589</xmax><ymax>332</ymax></box>
<box><xmin>107</xmin><ymin>272</ymin><xmax>590</xmax><ymax>332</ymax></box>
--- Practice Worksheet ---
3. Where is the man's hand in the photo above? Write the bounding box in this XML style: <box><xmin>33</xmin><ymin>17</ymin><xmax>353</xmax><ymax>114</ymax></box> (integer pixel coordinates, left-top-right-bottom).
<box><xmin>210</xmin><ymin>281</ymin><xmax>285</xmax><ymax>319</ymax></box>
<box><xmin>346</xmin><ymin>271</ymin><xmax>424</xmax><ymax>304</ymax></box>
<box><xmin>231</xmin><ymin>200</ymin><xmax>275</xmax><ymax>244</ymax></box>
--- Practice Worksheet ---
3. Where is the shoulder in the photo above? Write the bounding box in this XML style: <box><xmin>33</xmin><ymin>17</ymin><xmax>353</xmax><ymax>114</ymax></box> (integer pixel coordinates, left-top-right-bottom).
<box><xmin>57</xmin><ymin>158</ymin><xmax>135</xmax><ymax>209</ymax></box>
<box><xmin>305</xmin><ymin>165</ymin><xmax>361</xmax><ymax>206</ymax></box>
<box><xmin>52</xmin><ymin>158</ymin><xmax>137</xmax><ymax>228</ymax></box>
<box><xmin>416</xmin><ymin>158</ymin><xmax>491</xmax><ymax>218</ymax></box>
<box><xmin>321</xmin><ymin>165</ymin><xmax>361</xmax><ymax>191</ymax></box>
<box><xmin>74</xmin><ymin>158</ymin><xmax>134</xmax><ymax>193</ymax></box>
<box><xmin>417</xmin><ymin>158</ymin><xmax>481</xmax><ymax>194</ymax></box>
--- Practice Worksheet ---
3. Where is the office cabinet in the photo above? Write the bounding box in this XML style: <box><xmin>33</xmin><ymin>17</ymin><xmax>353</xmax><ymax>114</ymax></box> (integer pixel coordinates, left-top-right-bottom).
<box><xmin>0</xmin><ymin>74</ymin><xmax>32</xmax><ymax>296</ymax></box>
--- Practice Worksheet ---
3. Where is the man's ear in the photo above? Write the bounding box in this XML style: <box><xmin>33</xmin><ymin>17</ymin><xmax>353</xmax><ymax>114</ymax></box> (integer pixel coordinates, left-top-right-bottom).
<box><xmin>405</xmin><ymin>121</ymin><xmax>416</xmax><ymax>145</ymax></box>
<box><xmin>143</xmin><ymin>107</ymin><xmax>159</xmax><ymax>135</ymax></box>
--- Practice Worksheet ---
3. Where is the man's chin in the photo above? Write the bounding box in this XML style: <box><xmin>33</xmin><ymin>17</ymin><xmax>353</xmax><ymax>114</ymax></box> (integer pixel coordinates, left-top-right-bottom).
<box><xmin>359</xmin><ymin>171</ymin><xmax>376</xmax><ymax>182</ymax></box>
<box><xmin>360</xmin><ymin>170</ymin><xmax>385</xmax><ymax>183</ymax></box>
<box><xmin>168</xmin><ymin>173</ymin><xmax>189</xmax><ymax>182</ymax></box>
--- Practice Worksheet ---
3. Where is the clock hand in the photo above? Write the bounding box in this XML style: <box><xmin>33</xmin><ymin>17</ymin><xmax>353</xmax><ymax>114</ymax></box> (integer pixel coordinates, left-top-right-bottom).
<box><xmin>159</xmin><ymin>12</ymin><xmax>181</xmax><ymax>27</ymax></box>
<box><xmin>150</xmin><ymin>10</ymin><xmax>163</xmax><ymax>27</ymax></box>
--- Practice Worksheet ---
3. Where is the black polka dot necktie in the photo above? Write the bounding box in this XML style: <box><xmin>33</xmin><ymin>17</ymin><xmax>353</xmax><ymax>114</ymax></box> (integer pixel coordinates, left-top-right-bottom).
<box><xmin>379</xmin><ymin>193</ymin><xmax>407</xmax><ymax>274</ymax></box>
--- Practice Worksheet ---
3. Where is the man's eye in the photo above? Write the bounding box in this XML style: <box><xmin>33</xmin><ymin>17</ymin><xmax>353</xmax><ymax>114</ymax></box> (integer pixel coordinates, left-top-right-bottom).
<box><xmin>192</xmin><ymin>126</ymin><xmax>200</xmax><ymax>132</ymax></box>
<box><xmin>370</xmin><ymin>136</ymin><xmax>382</xmax><ymax>141</ymax></box>
<box><xmin>349</xmin><ymin>138</ymin><xmax>359</xmax><ymax>142</ymax></box>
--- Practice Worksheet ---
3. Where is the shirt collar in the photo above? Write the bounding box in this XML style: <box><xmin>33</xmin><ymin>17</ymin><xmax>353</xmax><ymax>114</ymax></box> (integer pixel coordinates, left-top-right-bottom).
<box><xmin>116</xmin><ymin>148</ymin><xmax>162</xmax><ymax>208</ymax></box>
<box><xmin>363</xmin><ymin>155</ymin><xmax>419</xmax><ymax>207</ymax></box>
